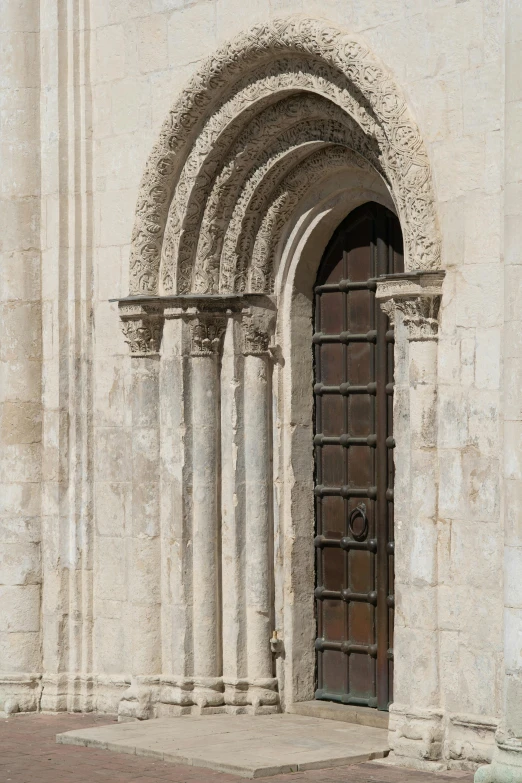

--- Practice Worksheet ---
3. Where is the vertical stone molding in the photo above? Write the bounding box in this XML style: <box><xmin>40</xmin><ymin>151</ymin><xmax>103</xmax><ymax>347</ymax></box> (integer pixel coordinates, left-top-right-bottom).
<box><xmin>0</xmin><ymin>0</ymin><xmax>42</xmax><ymax>715</ymax></box>
<box><xmin>188</xmin><ymin>313</ymin><xmax>226</xmax><ymax>706</ymax></box>
<box><xmin>242</xmin><ymin>314</ymin><xmax>274</xmax><ymax>694</ymax></box>
<box><xmin>131</xmin><ymin>358</ymin><xmax>162</xmax><ymax>672</ymax></box>
<box><xmin>377</xmin><ymin>272</ymin><xmax>444</xmax><ymax>765</ymax></box>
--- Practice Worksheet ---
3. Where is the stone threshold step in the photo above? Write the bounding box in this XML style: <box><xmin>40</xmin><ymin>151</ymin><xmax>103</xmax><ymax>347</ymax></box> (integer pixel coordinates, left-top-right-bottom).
<box><xmin>288</xmin><ymin>701</ymin><xmax>389</xmax><ymax>729</ymax></box>
<box><xmin>57</xmin><ymin>713</ymin><xmax>389</xmax><ymax>779</ymax></box>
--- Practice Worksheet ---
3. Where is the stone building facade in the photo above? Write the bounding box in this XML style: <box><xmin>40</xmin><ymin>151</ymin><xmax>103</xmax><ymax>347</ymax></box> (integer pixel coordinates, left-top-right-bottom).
<box><xmin>0</xmin><ymin>0</ymin><xmax>520</xmax><ymax>780</ymax></box>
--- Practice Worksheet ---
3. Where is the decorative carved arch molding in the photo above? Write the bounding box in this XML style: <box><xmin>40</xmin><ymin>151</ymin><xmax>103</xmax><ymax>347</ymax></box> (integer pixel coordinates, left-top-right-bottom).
<box><xmin>127</xmin><ymin>14</ymin><xmax>441</xmax><ymax>302</ymax></box>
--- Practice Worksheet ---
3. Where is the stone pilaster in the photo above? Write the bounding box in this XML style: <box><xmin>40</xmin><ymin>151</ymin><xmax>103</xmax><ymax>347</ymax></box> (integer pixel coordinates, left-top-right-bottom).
<box><xmin>0</xmin><ymin>0</ymin><xmax>42</xmax><ymax>715</ymax></box>
<box><xmin>475</xmin><ymin>0</ymin><xmax>522</xmax><ymax>776</ymax></box>
<box><xmin>377</xmin><ymin>271</ymin><xmax>444</xmax><ymax>768</ymax></box>
<box><xmin>158</xmin><ymin>313</ymin><xmax>191</xmax><ymax>690</ymax></box>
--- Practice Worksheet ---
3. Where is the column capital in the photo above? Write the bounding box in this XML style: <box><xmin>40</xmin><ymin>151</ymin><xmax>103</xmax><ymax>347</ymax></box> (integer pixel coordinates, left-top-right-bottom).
<box><xmin>243</xmin><ymin>318</ymin><xmax>271</xmax><ymax>356</ymax></box>
<box><xmin>187</xmin><ymin>313</ymin><xmax>227</xmax><ymax>356</ymax></box>
<box><xmin>119</xmin><ymin>302</ymin><xmax>164</xmax><ymax>356</ymax></box>
<box><xmin>115</xmin><ymin>293</ymin><xmax>276</xmax><ymax>356</ymax></box>
<box><xmin>376</xmin><ymin>271</ymin><xmax>444</xmax><ymax>342</ymax></box>
<box><xmin>241</xmin><ymin>307</ymin><xmax>275</xmax><ymax>357</ymax></box>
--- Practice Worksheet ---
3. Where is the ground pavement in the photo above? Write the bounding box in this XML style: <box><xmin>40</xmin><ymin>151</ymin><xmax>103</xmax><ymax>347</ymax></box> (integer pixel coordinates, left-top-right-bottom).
<box><xmin>1</xmin><ymin>713</ymin><xmax>474</xmax><ymax>783</ymax></box>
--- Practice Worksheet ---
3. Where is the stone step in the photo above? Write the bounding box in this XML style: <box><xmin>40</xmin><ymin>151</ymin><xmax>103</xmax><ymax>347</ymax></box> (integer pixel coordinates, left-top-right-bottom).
<box><xmin>57</xmin><ymin>713</ymin><xmax>389</xmax><ymax>779</ymax></box>
<box><xmin>288</xmin><ymin>701</ymin><xmax>389</xmax><ymax>730</ymax></box>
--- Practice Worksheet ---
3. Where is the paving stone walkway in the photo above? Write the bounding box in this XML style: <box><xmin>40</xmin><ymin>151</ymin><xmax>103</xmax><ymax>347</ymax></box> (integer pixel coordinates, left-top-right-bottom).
<box><xmin>1</xmin><ymin>713</ymin><xmax>474</xmax><ymax>783</ymax></box>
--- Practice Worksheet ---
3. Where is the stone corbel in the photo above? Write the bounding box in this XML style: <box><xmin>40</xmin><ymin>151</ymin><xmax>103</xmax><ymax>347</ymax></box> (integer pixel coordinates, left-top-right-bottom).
<box><xmin>119</xmin><ymin>302</ymin><xmax>164</xmax><ymax>356</ymax></box>
<box><xmin>376</xmin><ymin>271</ymin><xmax>444</xmax><ymax>341</ymax></box>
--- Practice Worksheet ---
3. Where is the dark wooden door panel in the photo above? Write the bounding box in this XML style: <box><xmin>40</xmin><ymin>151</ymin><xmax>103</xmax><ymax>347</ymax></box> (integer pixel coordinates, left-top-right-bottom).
<box><xmin>313</xmin><ymin>202</ymin><xmax>403</xmax><ymax>710</ymax></box>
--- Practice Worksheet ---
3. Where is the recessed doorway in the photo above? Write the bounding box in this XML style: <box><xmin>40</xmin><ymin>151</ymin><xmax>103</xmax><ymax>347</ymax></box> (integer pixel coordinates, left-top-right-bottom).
<box><xmin>313</xmin><ymin>202</ymin><xmax>404</xmax><ymax>710</ymax></box>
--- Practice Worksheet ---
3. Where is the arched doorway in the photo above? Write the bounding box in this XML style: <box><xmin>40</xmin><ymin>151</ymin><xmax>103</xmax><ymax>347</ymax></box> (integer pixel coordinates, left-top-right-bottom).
<box><xmin>313</xmin><ymin>202</ymin><xmax>404</xmax><ymax>710</ymax></box>
<box><xmin>116</xmin><ymin>16</ymin><xmax>444</xmax><ymax>733</ymax></box>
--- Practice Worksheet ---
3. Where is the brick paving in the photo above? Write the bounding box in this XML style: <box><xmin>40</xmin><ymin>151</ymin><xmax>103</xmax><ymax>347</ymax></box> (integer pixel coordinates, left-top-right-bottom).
<box><xmin>0</xmin><ymin>713</ymin><xmax>474</xmax><ymax>783</ymax></box>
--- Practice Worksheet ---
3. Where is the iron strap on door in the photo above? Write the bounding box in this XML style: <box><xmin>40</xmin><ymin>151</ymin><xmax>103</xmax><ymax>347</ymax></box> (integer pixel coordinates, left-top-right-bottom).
<box><xmin>313</xmin><ymin>202</ymin><xmax>403</xmax><ymax>710</ymax></box>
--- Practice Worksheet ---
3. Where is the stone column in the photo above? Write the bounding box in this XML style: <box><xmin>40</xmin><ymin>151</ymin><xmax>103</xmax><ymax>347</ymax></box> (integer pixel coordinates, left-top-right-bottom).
<box><xmin>188</xmin><ymin>313</ymin><xmax>226</xmax><ymax>708</ymax></box>
<box><xmin>117</xmin><ymin>304</ymin><xmax>163</xmax><ymax>720</ymax></box>
<box><xmin>475</xmin><ymin>1</ymin><xmax>522</xmax><ymax>778</ymax></box>
<box><xmin>159</xmin><ymin>312</ymin><xmax>193</xmax><ymax>702</ymax></box>
<box><xmin>377</xmin><ymin>272</ymin><xmax>444</xmax><ymax>766</ymax></box>
<box><xmin>0</xmin><ymin>0</ymin><xmax>42</xmax><ymax>715</ymax></box>
<box><xmin>220</xmin><ymin>316</ymin><xmax>247</xmax><ymax>707</ymax></box>
<box><xmin>242</xmin><ymin>315</ymin><xmax>276</xmax><ymax>710</ymax></box>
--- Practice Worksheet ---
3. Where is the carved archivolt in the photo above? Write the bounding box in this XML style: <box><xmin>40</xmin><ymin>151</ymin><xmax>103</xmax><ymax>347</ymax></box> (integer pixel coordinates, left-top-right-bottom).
<box><xmin>249</xmin><ymin>146</ymin><xmax>372</xmax><ymax>292</ymax></box>
<box><xmin>128</xmin><ymin>16</ymin><xmax>441</xmax><ymax>297</ymax></box>
<box><xmin>191</xmin><ymin>95</ymin><xmax>375</xmax><ymax>294</ymax></box>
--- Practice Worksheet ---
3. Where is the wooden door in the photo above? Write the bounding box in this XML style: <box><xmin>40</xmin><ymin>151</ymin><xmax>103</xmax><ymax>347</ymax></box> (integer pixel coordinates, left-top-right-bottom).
<box><xmin>313</xmin><ymin>202</ymin><xmax>403</xmax><ymax>710</ymax></box>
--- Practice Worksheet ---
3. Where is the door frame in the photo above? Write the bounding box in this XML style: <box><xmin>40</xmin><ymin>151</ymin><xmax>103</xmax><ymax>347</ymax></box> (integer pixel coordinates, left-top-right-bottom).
<box><xmin>271</xmin><ymin>171</ymin><xmax>444</xmax><ymax>766</ymax></box>
<box><xmin>312</xmin><ymin>201</ymin><xmax>403</xmax><ymax>710</ymax></box>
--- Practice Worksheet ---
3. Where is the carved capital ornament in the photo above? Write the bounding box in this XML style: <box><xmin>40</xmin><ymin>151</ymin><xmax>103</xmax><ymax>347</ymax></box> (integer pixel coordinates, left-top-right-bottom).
<box><xmin>381</xmin><ymin>296</ymin><xmax>441</xmax><ymax>341</ymax></box>
<box><xmin>243</xmin><ymin>319</ymin><xmax>271</xmax><ymax>356</ymax></box>
<box><xmin>188</xmin><ymin>315</ymin><xmax>227</xmax><ymax>356</ymax></box>
<box><xmin>119</xmin><ymin>303</ymin><xmax>164</xmax><ymax>356</ymax></box>
<box><xmin>376</xmin><ymin>271</ymin><xmax>444</xmax><ymax>342</ymax></box>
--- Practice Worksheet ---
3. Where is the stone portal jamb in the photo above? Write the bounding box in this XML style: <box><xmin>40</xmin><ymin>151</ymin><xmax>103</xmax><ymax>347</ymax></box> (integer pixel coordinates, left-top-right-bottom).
<box><xmin>376</xmin><ymin>270</ymin><xmax>445</xmax><ymax>765</ymax></box>
<box><xmin>116</xmin><ymin>294</ymin><xmax>279</xmax><ymax>716</ymax></box>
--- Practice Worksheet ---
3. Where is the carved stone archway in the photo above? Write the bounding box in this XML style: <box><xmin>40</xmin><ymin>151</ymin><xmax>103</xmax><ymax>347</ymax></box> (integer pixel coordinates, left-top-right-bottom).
<box><xmin>117</xmin><ymin>16</ymin><xmax>445</xmax><ymax>767</ymax></box>
<box><xmin>128</xmin><ymin>15</ymin><xmax>441</xmax><ymax>297</ymax></box>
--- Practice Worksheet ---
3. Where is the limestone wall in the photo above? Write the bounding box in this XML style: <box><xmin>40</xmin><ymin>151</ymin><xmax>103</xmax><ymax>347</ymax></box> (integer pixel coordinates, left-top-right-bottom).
<box><xmin>0</xmin><ymin>0</ymin><xmax>506</xmax><ymax>770</ymax></box>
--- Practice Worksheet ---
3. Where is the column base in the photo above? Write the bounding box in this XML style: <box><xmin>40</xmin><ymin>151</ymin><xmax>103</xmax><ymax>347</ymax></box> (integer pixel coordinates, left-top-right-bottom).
<box><xmin>389</xmin><ymin>703</ymin><xmax>444</xmax><ymax>764</ymax></box>
<box><xmin>117</xmin><ymin>676</ymin><xmax>280</xmax><ymax>720</ymax></box>
<box><xmin>476</xmin><ymin>742</ymin><xmax>522</xmax><ymax>783</ymax></box>
<box><xmin>0</xmin><ymin>673</ymin><xmax>42</xmax><ymax>715</ymax></box>
<box><xmin>40</xmin><ymin>674</ymin><xmax>129</xmax><ymax>714</ymax></box>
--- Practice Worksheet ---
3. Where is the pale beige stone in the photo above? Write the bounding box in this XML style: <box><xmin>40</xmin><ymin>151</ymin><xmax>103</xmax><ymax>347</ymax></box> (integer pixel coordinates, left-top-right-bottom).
<box><xmin>168</xmin><ymin>1</ymin><xmax>217</xmax><ymax>65</ymax></box>
<box><xmin>0</xmin><ymin>1</ymin><xmax>515</xmax><ymax>774</ymax></box>
<box><xmin>94</xmin><ymin>25</ymin><xmax>126</xmax><ymax>83</ymax></box>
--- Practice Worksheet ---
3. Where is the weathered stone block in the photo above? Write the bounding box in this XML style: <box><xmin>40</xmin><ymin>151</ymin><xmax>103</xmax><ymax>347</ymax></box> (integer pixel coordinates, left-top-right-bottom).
<box><xmin>95</xmin><ymin>481</ymin><xmax>131</xmax><ymax>537</ymax></box>
<box><xmin>0</xmin><ymin>585</ymin><xmax>40</xmax><ymax>632</ymax></box>
<box><xmin>0</xmin><ymin>401</ymin><xmax>41</xmax><ymax>445</ymax></box>
<box><xmin>0</xmin><ymin>630</ymin><xmax>41</xmax><ymax>671</ymax></box>
<box><xmin>138</xmin><ymin>14</ymin><xmax>168</xmax><ymax>73</ymax></box>
<box><xmin>94</xmin><ymin>24</ymin><xmax>126</xmax><ymax>83</ymax></box>
<box><xmin>0</xmin><ymin>542</ymin><xmax>40</xmax><ymax>585</ymax></box>
<box><xmin>94</xmin><ymin>426</ymin><xmax>132</xmax><ymax>482</ymax></box>
<box><xmin>94</xmin><ymin>537</ymin><xmax>126</xmax><ymax>599</ymax></box>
